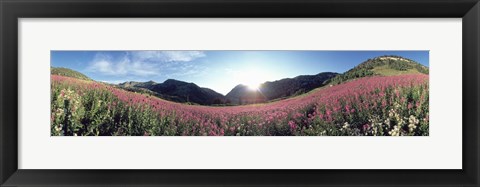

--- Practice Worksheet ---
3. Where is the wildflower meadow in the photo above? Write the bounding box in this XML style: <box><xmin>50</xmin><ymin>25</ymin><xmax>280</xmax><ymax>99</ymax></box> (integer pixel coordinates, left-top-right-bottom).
<box><xmin>51</xmin><ymin>74</ymin><xmax>429</xmax><ymax>136</ymax></box>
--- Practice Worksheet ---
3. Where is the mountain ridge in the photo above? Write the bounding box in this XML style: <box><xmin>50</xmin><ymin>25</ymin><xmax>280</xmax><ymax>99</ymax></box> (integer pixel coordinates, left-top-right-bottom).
<box><xmin>225</xmin><ymin>72</ymin><xmax>338</xmax><ymax>105</ymax></box>
<box><xmin>328</xmin><ymin>55</ymin><xmax>428</xmax><ymax>85</ymax></box>
<box><xmin>118</xmin><ymin>79</ymin><xmax>225</xmax><ymax>105</ymax></box>
<box><xmin>51</xmin><ymin>67</ymin><xmax>91</xmax><ymax>81</ymax></box>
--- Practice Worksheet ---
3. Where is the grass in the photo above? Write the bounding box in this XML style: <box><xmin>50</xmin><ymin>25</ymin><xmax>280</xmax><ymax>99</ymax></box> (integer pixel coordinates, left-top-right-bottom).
<box><xmin>372</xmin><ymin>65</ymin><xmax>421</xmax><ymax>76</ymax></box>
<box><xmin>51</xmin><ymin>67</ymin><xmax>91</xmax><ymax>81</ymax></box>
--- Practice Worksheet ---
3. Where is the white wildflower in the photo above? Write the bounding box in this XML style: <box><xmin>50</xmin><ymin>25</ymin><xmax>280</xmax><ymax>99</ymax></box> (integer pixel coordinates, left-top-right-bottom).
<box><xmin>388</xmin><ymin>125</ymin><xmax>400</xmax><ymax>136</ymax></box>
<box><xmin>407</xmin><ymin>115</ymin><xmax>419</xmax><ymax>132</ymax></box>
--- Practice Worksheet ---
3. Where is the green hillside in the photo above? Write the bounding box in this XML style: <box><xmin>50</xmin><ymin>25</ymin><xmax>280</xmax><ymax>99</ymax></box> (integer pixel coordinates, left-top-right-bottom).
<box><xmin>51</xmin><ymin>67</ymin><xmax>91</xmax><ymax>80</ymax></box>
<box><xmin>329</xmin><ymin>55</ymin><xmax>428</xmax><ymax>84</ymax></box>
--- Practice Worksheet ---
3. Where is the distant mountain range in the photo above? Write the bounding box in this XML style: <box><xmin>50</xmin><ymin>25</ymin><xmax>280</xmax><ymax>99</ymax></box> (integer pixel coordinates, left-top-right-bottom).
<box><xmin>115</xmin><ymin>72</ymin><xmax>337</xmax><ymax>105</ymax></box>
<box><xmin>51</xmin><ymin>55</ymin><xmax>429</xmax><ymax>106</ymax></box>
<box><xmin>225</xmin><ymin>72</ymin><xmax>338</xmax><ymax>105</ymax></box>
<box><xmin>118</xmin><ymin>79</ymin><xmax>225</xmax><ymax>105</ymax></box>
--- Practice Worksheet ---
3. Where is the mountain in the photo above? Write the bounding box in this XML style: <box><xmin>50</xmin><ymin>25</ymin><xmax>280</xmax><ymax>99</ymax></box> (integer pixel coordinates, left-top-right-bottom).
<box><xmin>119</xmin><ymin>80</ymin><xmax>156</xmax><ymax>88</ymax></box>
<box><xmin>51</xmin><ymin>67</ymin><xmax>91</xmax><ymax>80</ymax></box>
<box><xmin>224</xmin><ymin>84</ymin><xmax>266</xmax><ymax>105</ymax></box>
<box><xmin>118</xmin><ymin>79</ymin><xmax>225</xmax><ymax>105</ymax></box>
<box><xmin>328</xmin><ymin>55</ymin><xmax>429</xmax><ymax>85</ymax></box>
<box><xmin>225</xmin><ymin>72</ymin><xmax>338</xmax><ymax>105</ymax></box>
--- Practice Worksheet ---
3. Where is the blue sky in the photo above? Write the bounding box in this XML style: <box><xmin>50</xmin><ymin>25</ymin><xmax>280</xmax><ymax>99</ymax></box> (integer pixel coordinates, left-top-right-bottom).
<box><xmin>51</xmin><ymin>50</ymin><xmax>429</xmax><ymax>95</ymax></box>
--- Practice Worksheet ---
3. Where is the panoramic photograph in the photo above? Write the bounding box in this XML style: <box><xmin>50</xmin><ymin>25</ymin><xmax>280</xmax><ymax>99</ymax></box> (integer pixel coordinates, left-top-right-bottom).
<box><xmin>51</xmin><ymin>51</ymin><xmax>429</xmax><ymax>136</ymax></box>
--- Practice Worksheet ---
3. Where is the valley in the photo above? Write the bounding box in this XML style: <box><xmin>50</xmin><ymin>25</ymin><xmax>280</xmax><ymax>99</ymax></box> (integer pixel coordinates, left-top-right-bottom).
<box><xmin>50</xmin><ymin>55</ymin><xmax>429</xmax><ymax>136</ymax></box>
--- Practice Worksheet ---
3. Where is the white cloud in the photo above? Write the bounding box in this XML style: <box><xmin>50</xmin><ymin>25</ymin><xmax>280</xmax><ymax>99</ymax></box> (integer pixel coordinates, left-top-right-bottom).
<box><xmin>86</xmin><ymin>51</ymin><xmax>206</xmax><ymax>77</ymax></box>
<box><xmin>99</xmin><ymin>80</ymin><xmax>126</xmax><ymax>84</ymax></box>
<box><xmin>130</xmin><ymin>51</ymin><xmax>206</xmax><ymax>63</ymax></box>
<box><xmin>87</xmin><ymin>53</ymin><xmax>158</xmax><ymax>76</ymax></box>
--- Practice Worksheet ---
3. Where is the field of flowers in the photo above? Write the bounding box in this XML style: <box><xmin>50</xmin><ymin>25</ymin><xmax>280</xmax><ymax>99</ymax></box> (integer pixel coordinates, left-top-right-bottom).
<box><xmin>51</xmin><ymin>74</ymin><xmax>429</xmax><ymax>136</ymax></box>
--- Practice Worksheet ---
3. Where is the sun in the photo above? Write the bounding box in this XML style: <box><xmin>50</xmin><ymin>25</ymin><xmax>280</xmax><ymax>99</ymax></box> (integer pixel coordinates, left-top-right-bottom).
<box><xmin>234</xmin><ymin>68</ymin><xmax>267</xmax><ymax>91</ymax></box>
<box><xmin>246</xmin><ymin>82</ymin><xmax>261</xmax><ymax>91</ymax></box>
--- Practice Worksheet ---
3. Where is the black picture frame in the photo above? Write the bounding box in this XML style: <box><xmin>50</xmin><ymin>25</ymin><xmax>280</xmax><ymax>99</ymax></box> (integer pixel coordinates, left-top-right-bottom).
<box><xmin>1</xmin><ymin>0</ymin><xmax>479</xmax><ymax>186</ymax></box>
